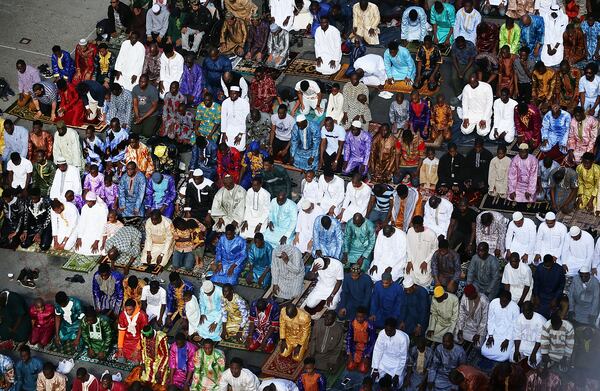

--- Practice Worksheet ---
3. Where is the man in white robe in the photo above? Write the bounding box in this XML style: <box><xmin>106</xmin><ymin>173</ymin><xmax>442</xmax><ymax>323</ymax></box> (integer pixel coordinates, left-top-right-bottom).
<box><xmin>502</xmin><ymin>252</ymin><xmax>533</xmax><ymax>305</ymax></box>
<box><xmin>561</xmin><ymin>226</ymin><xmax>595</xmax><ymax>277</ymax></box>
<box><xmin>140</xmin><ymin>281</ymin><xmax>167</xmax><ymax>325</ymax></box>
<box><xmin>270</xmin><ymin>0</ymin><xmax>295</xmax><ymax>31</ymax></box>
<box><xmin>338</xmin><ymin>174</ymin><xmax>371</xmax><ymax>222</ymax></box>
<box><xmin>303</xmin><ymin>256</ymin><xmax>344</xmax><ymax>315</ymax></box>
<box><xmin>423</xmin><ymin>196</ymin><xmax>453</xmax><ymax>239</ymax></box>
<box><xmin>541</xmin><ymin>6</ymin><xmax>568</xmax><ymax>67</ymax></box>
<box><xmin>219</xmin><ymin>360</ymin><xmax>261</xmax><ymax>391</ymax></box>
<box><xmin>142</xmin><ymin>210</ymin><xmax>175</xmax><ymax>267</ymax></box>
<box><xmin>184</xmin><ymin>290</ymin><xmax>201</xmax><ymax>336</ymax></box>
<box><xmin>53</xmin><ymin>123</ymin><xmax>85</xmax><ymax>172</ymax></box>
<box><xmin>406</xmin><ymin>216</ymin><xmax>437</xmax><ymax>288</ymax></box>
<box><xmin>481</xmin><ymin>291</ymin><xmax>520</xmax><ymax>362</ymax></box>
<box><xmin>352</xmin><ymin>0</ymin><xmax>381</xmax><ymax>45</ymax></box>
<box><xmin>50</xmin><ymin>199</ymin><xmax>79</xmax><ymax>251</ymax></box>
<box><xmin>354</xmin><ymin>54</ymin><xmax>387</xmax><ymax>87</ymax></box>
<box><xmin>370</xmin><ymin>225</ymin><xmax>407</xmax><ymax>282</ymax></box>
<box><xmin>74</xmin><ymin>192</ymin><xmax>108</xmax><ymax>256</ymax></box>
<box><xmin>504</xmin><ymin>212</ymin><xmax>537</xmax><ymax>264</ymax></box>
<box><xmin>211</xmin><ymin>175</ymin><xmax>246</xmax><ymax>233</ymax></box>
<box><xmin>317</xmin><ymin>171</ymin><xmax>345</xmax><ymax>216</ymax></box>
<box><xmin>49</xmin><ymin>158</ymin><xmax>82</xmax><ymax>201</ymax></box>
<box><xmin>460</xmin><ymin>74</ymin><xmax>494</xmax><ymax>137</ymax></box>
<box><xmin>371</xmin><ymin>318</ymin><xmax>410</xmax><ymax>387</ymax></box>
<box><xmin>240</xmin><ymin>178</ymin><xmax>271</xmax><ymax>240</ymax></box>
<box><xmin>159</xmin><ymin>45</ymin><xmax>184</xmax><ymax>99</ymax></box>
<box><xmin>114</xmin><ymin>32</ymin><xmax>146</xmax><ymax>91</ymax></box>
<box><xmin>490</xmin><ymin>92</ymin><xmax>518</xmax><ymax>143</ymax></box>
<box><xmin>294</xmin><ymin>200</ymin><xmax>322</xmax><ymax>254</ymax></box>
<box><xmin>221</xmin><ymin>86</ymin><xmax>250</xmax><ymax>151</ymax></box>
<box><xmin>453</xmin><ymin>1</ymin><xmax>481</xmax><ymax>44</ymax></box>
<box><xmin>534</xmin><ymin>212</ymin><xmax>567</xmax><ymax>265</ymax></box>
<box><xmin>511</xmin><ymin>302</ymin><xmax>546</xmax><ymax>367</ymax></box>
<box><xmin>314</xmin><ymin>16</ymin><xmax>342</xmax><ymax>75</ymax></box>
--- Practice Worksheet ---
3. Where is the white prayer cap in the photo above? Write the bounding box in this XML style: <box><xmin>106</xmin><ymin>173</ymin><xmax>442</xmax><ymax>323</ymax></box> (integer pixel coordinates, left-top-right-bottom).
<box><xmin>402</xmin><ymin>276</ymin><xmax>414</xmax><ymax>288</ymax></box>
<box><xmin>518</xmin><ymin>142</ymin><xmax>529</xmax><ymax>150</ymax></box>
<box><xmin>300</xmin><ymin>199</ymin><xmax>312</xmax><ymax>210</ymax></box>
<box><xmin>152</xmin><ymin>3</ymin><xmax>161</xmax><ymax>13</ymax></box>
<box><xmin>313</xmin><ymin>257</ymin><xmax>325</xmax><ymax>268</ymax></box>
<box><xmin>85</xmin><ymin>192</ymin><xmax>97</xmax><ymax>201</ymax></box>
<box><xmin>296</xmin><ymin>114</ymin><xmax>306</xmax><ymax>122</ymax></box>
<box><xmin>178</xmin><ymin>162</ymin><xmax>187</xmax><ymax>171</ymax></box>
<box><xmin>183</xmin><ymin>207</ymin><xmax>192</xmax><ymax>212</ymax></box>
<box><xmin>512</xmin><ymin>211</ymin><xmax>523</xmax><ymax>221</ymax></box>
<box><xmin>580</xmin><ymin>265</ymin><xmax>591</xmax><ymax>273</ymax></box>
<box><xmin>230</xmin><ymin>86</ymin><xmax>241</xmax><ymax>92</ymax></box>
<box><xmin>192</xmin><ymin>168</ymin><xmax>204</xmax><ymax>177</ymax></box>
<box><xmin>55</xmin><ymin>156</ymin><xmax>67</xmax><ymax>164</ymax></box>
<box><xmin>79</xmin><ymin>38</ymin><xmax>87</xmax><ymax>46</ymax></box>
<box><xmin>351</xmin><ymin>120</ymin><xmax>362</xmax><ymax>128</ymax></box>
<box><xmin>202</xmin><ymin>280</ymin><xmax>214</xmax><ymax>293</ymax></box>
<box><xmin>545</xmin><ymin>212</ymin><xmax>556</xmax><ymax>221</ymax></box>
<box><xmin>570</xmin><ymin>226</ymin><xmax>581</xmax><ymax>237</ymax></box>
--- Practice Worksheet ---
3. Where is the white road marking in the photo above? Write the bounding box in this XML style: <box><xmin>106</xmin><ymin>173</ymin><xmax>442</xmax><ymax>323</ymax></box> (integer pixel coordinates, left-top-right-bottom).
<box><xmin>0</xmin><ymin>43</ymin><xmax>50</xmax><ymax>57</ymax></box>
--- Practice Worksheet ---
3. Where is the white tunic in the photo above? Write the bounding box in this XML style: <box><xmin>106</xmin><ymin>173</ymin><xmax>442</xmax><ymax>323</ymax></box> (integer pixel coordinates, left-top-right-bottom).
<box><xmin>541</xmin><ymin>10</ymin><xmax>568</xmax><ymax>67</ymax></box>
<box><xmin>304</xmin><ymin>257</ymin><xmax>344</xmax><ymax>308</ymax></box>
<box><xmin>341</xmin><ymin>182</ymin><xmax>372</xmax><ymax>222</ymax></box>
<box><xmin>354</xmin><ymin>54</ymin><xmax>387</xmax><ymax>86</ymax></box>
<box><xmin>502</xmin><ymin>262</ymin><xmax>533</xmax><ymax>303</ymax></box>
<box><xmin>372</xmin><ymin>329</ymin><xmax>410</xmax><ymax>381</ymax></box>
<box><xmin>114</xmin><ymin>40</ymin><xmax>146</xmax><ymax>91</ymax></box>
<box><xmin>219</xmin><ymin>368</ymin><xmax>260</xmax><ymax>391</ymax></box>
<box><xmin>371</xmin><ymin>228</ymin><xmax>407</xmax><ymax>282</ymax></box>
<box><xmin>300</xmin><ymin>178</ymin><xmax>320</xmax><ymax>205</ymax></box>
<box><xmin>461</xmin><ymin>82</ymin><xmax>494</xmax><ymax>135</ymax></box>
<box><xmin>270</xmin><ymin>0</ymin><xmax>295</xmax><ymax>31</ymax></box>
<box><xmin>185</xmin><ymin>295</ymin><xmax>201</xmax><ymax>335</ymax></box>
<box><xmin>159</xmin><ymin>51</ymin><xmax>184</xmax><ymax>99</ymax></box>
<box><xmin>260</xmin><ymin>379</ymin><xmax>299</xmax><ymax>391</ymax></box>
<box><xmin>75</xmin><ymin>202</ymin><xmax>109</xmax><ymax>256</ymax></box>
<box><xmin>50</xmin><ymin>202</ymin><xmax>79</xmax><ymax>250</ymax></box>
<box><xmin>294</xmin><ymin>205</ymin><xmax>322</xmax><ymax>253</ymax></box>
<box><xmin>510</xmin><ymin>312</ymin><xmax>546</xmax><ymax>366</ymax></box>
<box><xmin>561</xmin><ymin>230</ymin><xmax>595</xmax><ymax>276</ymax></box>
<box><xmin>505</xmin><ymin>218</ymin><xmax>537</xmax><ymax>264</ymax></box>
<box><xmin>49</xmin><ymin>165</ymin><xmax>82</xmax><ymax>201</ymax></box>
<box><xmin>314</xmin><ymin>25</ymin><xmax>342</xmax><ymax>75</ymax></box>
<box><xmin>423</xmin><ymin>197</ymin><xmax>453</xmax><ymax>238</ymax></box>
<box><xmin>406</xmin><ymin>227</ymin><xmax>437</xmax><ymax>287</ymax></box>
<box><xmin>453</xmin><ymin>8</ymin><xmax>481</xmax><ymax>44</ymax></box>
<box><xmin>481</xmin><ymin>298</ymin><xmax>520</xmax><ymax>361</ymax></box>
<box><xmin>317</xmin><ymin>175</ymin><xmax>345</xmax><ymax>215</ymax></box>
<box><xmin>535</xmin><ymin>221</ymin><xmax>567</xmax><ymax>263</ymax></box>
<box><xmin>221</xmin><ymin>97</ymin><xmax>250</xmax><ymax>151</ymax></box>
<box><xmin>491</xmin><ymin>98</ymin><xmax>518</xmax><ymax>143</ymax></box>
<box><xmin>140</xmin><ymin>285</ymin><xmax>167</xmax><ymax>323</ymax></box>
<box><xmin>240</xmin><ymin>188</ymin><xmax>271</xmax><ymax>239</ymax></box>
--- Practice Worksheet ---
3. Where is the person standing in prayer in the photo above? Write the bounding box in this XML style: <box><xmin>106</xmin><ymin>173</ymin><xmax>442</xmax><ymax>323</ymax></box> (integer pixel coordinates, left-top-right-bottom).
<box><xmin>28</xmin><ymin>120</ymin><xmax>53</xmax><ymax>162</ymax></box>
<box><xmin>81</xmin><ymin>308</ymin><xmax>114</xmax><ymax>361</ymax></box>
<box><xmin>393</xmin><ymin>184</ymin><xmax>422</xmax><ymax>233</ymax></box>
<box><xmin>190</xmin><ymin>338</ymin><xmax>225</xmax><ymax>391</ymax></box>
<box><xmin>314</xmin><ymin>16</ymin><xmax>342</xmax><ymax>75</ymax></box>
<box><xmin>240</xmin><ymin>178</ymin><xmax>270</xmax><ymax>240</ymax></box>
<box><xmin>371</xmin><ymin>318</ymin><xmax>410</xmax><ymax>388</ymax></box>
<box><xmin>124</xmin><ymin>134</ymin><xmax>154</xmax><ymax>179</ymax></box>
<box><xmin>15</xmin><ymin>345</ymin><xmax>42</xmax><ymax>391</ymax></box>
<box><xmin>575</xmin><ymin>153</ymin><xmax>600</xmax><ymax>211</ymax></box>
<box><xmin>221</xmin><ymin>86</ymin><xmax>250</xmax><ymax>151</ymax></box>
<box><xmin>180</xmin><ymin>55</ymin><xmax>205</xmax><ymax>106</ymax></box>
<box><xmin>145</xmin><ymin>172</ymin><xmax>177</xmax><ymax>218</ymax></box>
<box><xmin>142</xmin><ymin>210</ymin><xmax>175</xmax><ymax>270</ymax></box>
<box><xmin>246</xmin><ymin>232</ymin><xmax>273</xmax><ymax>289</ymax></box>
<box><xmin>540</xmin><ymin>312</ymin><xmax>575</xmax><ymax>370</ymax></box>
<box><xmin>563</xmin><ymin>23</ymin><xmax>586</xmax><ymax>66</ymax></box>
<box><xmin>508</xmin><ymin>143</ymin><xmax>538</xmax><ymax>203</ymax></box>
<box><xmin>52</xmin><ymin>121</ymin><xmax>84</xmax><ymax>171</ymax></box>
<box><xmin>456</xmin><ymin>284</ymin><xmax>489</xmax><ymax>348</ymax></box>
<box><xmin>169</xmin><ymin>332</ymin><xmax>197</xmax><ymax>389</ymax></box>
<box><xmin>54</xmin><ymin>291</ymin><xmax>84</xmax><ymax>347</ymax></box>
<box><xmin>290</xmin><ymin>115</ymin><xmax>321</xmax><ymax>171</ymax></box>
<box><xmin>427</xmin><ymin>333</ymin><xmax>467</xmax><ymax>390</ymax></box>
<box><xmin>406</xmin><ymin>216</ymin><xmax>437</xmax><ymax>288</ymax></box>
<box><xmin>427</xmin><ymin>287</ymin><xmax>459</xmax><ymax>343</ymax></box>
<box><xmin>490</xmin><ymin>91</ymin><xmax>518</xmax><ymax>144</ymax></box>
<box><xmin>114</xmin><ymin>32</ymin><xmax>145</xmax><ymax>91</ymax></box>
<box><xmin>123</xmin><ymin>275</ymin><xmax>145</xmax><ymax>307</ymax></box>
<box><xmin>212</xmin><ymin>224</ymin><xmax>246</xmax><ymax>285</ymax></box>
<box><xmin>343</xmin><ymin>213</ymin><xmax>375</xmax><ymax>272</ymax></box>
<box><xmin>246</xmin><ymin>13</ymin><xmax>270</xmax><ymax>62</ymax></box>
<box><xmin>195</xmin><ymin>280</ymin><xmax>223</xmax><ymax>341</ymax></box>
<box><xmin>389</xmin><ymin>93</ymin><xmax>409</xmax><ymax>134</ymax></box>
<box><xmin>29</xmin><ymin>298</ymin><xmax>55</xmax><ymax>347</ymax></box>
<box><xmin>312</xmin><ymin>215</ymin><xmax>344</xmax><ymax>259</ymax></box>
<box><xmin>338</xmin><ymin>174</ymin><xmax>373</xmax><ymax>223</ymax></box>
<box><xmin>541</xmin><ymin>6</ymin><xmax>568</xmax><ymax>67</ymax></box>
<box><xmin>94</xmin><ymin>43</ymin><xmax>115</xmax><ymax>87</ymax></box>
<box><xmin>431</xmin><ymin>238</ymin><xmax>461</xmax><ymax>293</ymax></box>
<box><xmin>533</xmin><ymin>254</ymin><xmax>566</xmax><ymax>319</ymax></box>
<box><xmin>117</xmin><ymin>162</ymin><xmax>146</xmax><ymax>217</ymax></box>
<box><xmin>499</xmin><ymin>18</ymin><xmax>521</xmax><ymax>54</ymax></box>
<box><xmin>460</xmin><ymin>74</ymin><xmax>493</xmax><ymax>137</ymax></box>
<box><xmin>369</xmin><ymin>125</ymin><xmax>397</xmax><ymax>184</ymax></box>
<box><xmin>383</xmin><ymin>41</ymin><xmax>416</xmax><ymax>84</ymax></box>
<box><xmin>317</xmin><ymin>169</ymin><xmax>345</xmax><ymax>216</ymax></box>
<box><xmin>279</xmin><ymin>303</ymin><xmax>311</xmax><ymax>362</ymax></box>
<box><xmin>141</xmin><ymin>280</ymin><xmax>167</xmax><ymax>328</ymax></box>
<box><xmin>532</xmin><ymin>61</ymin><xmax>556</xmax><ymax>110</ymax></box>
<box><xmin>247</xmin><ymin>298</ymin><xmax>279</xmax><ymax>353</ymax></box>
<box><xmin>92</xmin><ymin>263</ymin><xmax>124</xmax><ymax>317</ymax></box>
<box><xmin>75</xmin><ymin>192</ymin><xmax>109</xmax><ymax>256</ymax></box>
<box><xmin>136</xmin><ymin>326</ymin><xmax>170</xmax><ymax>388</ymax></box>
<box><xmin>221</xmin><ymin>284</ymin><xmax>250</xmax><ymax>343</ymax></box>
<box><xmin>319</xmin><ymin>117</ymin><xmax>346</xmax><ymax>173</ymax></box>
<box><xmin>49</xmin><ymin>157</ymin><xmax>81</xmax><ymax>201</ymax></box>
<box><xmin>502</xmin><ymin>251</ymin><xmax>533</xmax><ymax>306</ymax></box>
<box><xmin>51</xmin><ymin>45</ymin><xmax>74</xmax><ymax>81</ymax></box>
<box><xmin>308</xmin><ymin>310</ymin><xmax>345</xmax><ymax>372</ymax></box>
<box><xmin>346</xmin><ymin>306</ymin><xmax>376</xmax><ymax>373</ymax></box>
<box><xmin>366</xmin><ymin>183</ymin><xmax>395</xmax><ymax>227</ymax></box>
<box><xmin>370</xmin><ymin>225</ymin><xmax>407</xmax><ymax>282</ymax></box>
<box><xmin>271</xmin><ymin>244</ymin><xmax>305</xmax><ymax>300</ymax></box>
<box><xmin>540</xmin><ymin>102</ymin><xmax>571</xmax><ymax>155</ymax></box>
<box><xmin>369</xmin><ymin>273</ymin><xmax>403</xmax><ymax>329</ymax></box>
<box><xmin>158</xmin><ymin>44</ymin><xmax>183</xmax><ymax>99</ymax></box>
<box><xmin>567</xmin><ymin>107</ymin><xmax>598</xmax><ymax>165</ymax></box>
<box><xmin>399</xmin><ymin>277</ymin><xmax>430</xmax><ymax>338</ymax></box>
<box><xmin>505</xmin><ymin>211</ymin><xmax>536</xmax><ymax>264</ymax></box>
<box><xmin>211</xmin><ymin>174</ymin><xmax>246</xmax><ymax>232</ymax></box>
<box><xmin>561</xmin><ymin>225</ymin><xmax>595</xmax><ymax>277</ymax></box>
<box><xmin>423</xmin><ymin>195</ymin><xmax>453</xmax><ymax>239</ymax></box>
<box><xmin>216</xmin><ymin>144</ymin><xmax>242</xmax><ymax>186</ymax></box>
<box><xmin>304</xmin><ymin>256</ymin><xmax>343</xmax><ymax>315</ymax></box>
<box><xmin>338</xmin><ymin>264</ymin><xmax>372</xmax><ymax>321</ymax></box>
<box><xmin>514</xmin><ymin>102</ymin><xmax>542</xmax><ymax>149</ymax></box>
<box><xmin>250</xmin><ymin>68</ymin><xmax>277</xmax><ymax>114</ymax></box>
<box><xmin>467</xmin><ymin>242</ymin><xmax>501</xmax><ymax>300</ymax></box>
<box><xmin>404</xmin><ymin>338</ymin><xmax>434</xmax><ymax>391</ymax></box>
<box><xmin>50</xmin><ymin>199</ymin><xmax>79</xmax><ymax>252</ymax></box>
<box><xmin>264</xmin><ymin>192</ymin><xmax>297</xmax><ymax>248</ymax></box>
<box><xmin>342</xmin><ymin>122</ymin><xmax>371</xmax><ymax>176</ymax></box>
<box><xmin>117</xmin><ymin>299</ymin><xmax>148</xmax><ymax>363</ymax></box>
<box><xmin>512</xmin><ymin>301</ymin><xmax>545</xmax><ymax>367</ymax></box>
<box><xmin>481</xmin><ymin>290</ymin><xmax>520</xmax><ymax>362</ymax></box>
<box><xmin>567</xmin><ymin>266</ymin><xmax>600</xmax><ymax>326</ymax></box>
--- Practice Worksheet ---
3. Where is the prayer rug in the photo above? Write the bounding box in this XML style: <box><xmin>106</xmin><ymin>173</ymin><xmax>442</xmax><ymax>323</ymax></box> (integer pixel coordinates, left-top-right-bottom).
<box><xmin>44</xmin><ymin>247</ymin><xmax>73</xmax><ymax>259</ymax></box>
<box><xmin>29</xmin><ymin>341</ymin><xmax>80</xmax><ymax>359</ymax></box>
<box><xmin>78</xmin><ymin>348</ymin><xmax>137</xmax><ymax>372</ymax></box>
<box><xmin>557</xmin><ymin>210</ymin><xmax>600</xmax><ymax>233</ymax></box>
<box><xmin>284</xmin><ymin>58</ymin><xmax>333</xmax><ymax>79</ymax></box>
<box><xmin>61</xmin><ymin>253</ymin><xmax>100</xmax><ymax>273</ymax></box>
<box><xmin>16</xmin><ymin>243</ymin><xmax>40</xmax><ymax>253</ymax></box>
<box><xmin>234</xmin><ymin>52</ymin><xmax>299</xmax><ymax>80</ymax></box>
<box><xmin>478</xmin><ymin>194</ymin><xmax>552</xmax><ymax>216</ymax></box>
<box><xmin>165</xmin><ymin>255</ymin><xmax>212</xmax><ymax>279</ymax></box>
<box><xmin>506</xmin><ymin>139</ymin><xmax>541</xmax><ymax>157</ymax></box>
<box><xmin>261</xmin><ymin>344</ymin><xmax>304</xmax><ymax>380</ymax></box>
<box><xmin>404</xmin><ymin>41</ymin><xmax>452</xmax><ymax>56</ymax></box>
<box><xmin>218</xmin><ymin>338</ymin><xmax>248</xmax><ymax>351</ymax></box>
<box><xmin>4</xmin><ymin>100</ymin><xmax>108</xmax><ymax>132</ymax></box>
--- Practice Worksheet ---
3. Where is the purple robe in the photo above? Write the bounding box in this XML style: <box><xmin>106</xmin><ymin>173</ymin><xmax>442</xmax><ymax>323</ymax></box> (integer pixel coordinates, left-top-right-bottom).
<box><xmin>83</xmin><ymin>173</ymin><xmax>105</xmax><ymax>195</ymax></box>
<box><xmin>507</xmin><ymin>154</ymin><xmax>538</xmax><ymax>202</ymax></box>
<box><xmin>92</xmin><ymin>270</ymin><xmax>124</xmax><ymax>314</ymax></box>
<box><xmin>145</xmin><ymin>174</ymin><xmax>177</xmax><ymax>218</ymax></box>
<box><xmin>98</xmin><ymin>183</ymin><xmax>119</xmax><ymax>210</ymax></box>
<box><xmin>169</xmin><ymin>341</ymin><xmax>197</xmax><ymax>388</ymax></box>
<box><xmin>343</xmin><ymin>130</ymin><xmax>372</xmax><ymax>175</ymax></box>
<box><xmin>179</xmin><ymin>64</ymin><xmax>205</xmax><ymax>106</ymax></box>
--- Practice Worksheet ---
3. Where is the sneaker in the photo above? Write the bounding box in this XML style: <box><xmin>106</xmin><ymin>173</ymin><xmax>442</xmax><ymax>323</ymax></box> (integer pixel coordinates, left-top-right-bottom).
<box><xmin>28</xmin><ymin>269</ymin><xmax>39</xmax><ymax>280</ymax></box>
<box><xmin>16</xmin><ymin>268</ymin><xmax>28</xmax><ymax>282</ymax></box>
<box><xmin>18</xmin><ymin>279</ymin><xmax>36</xmax><ymax>289</ymax></box>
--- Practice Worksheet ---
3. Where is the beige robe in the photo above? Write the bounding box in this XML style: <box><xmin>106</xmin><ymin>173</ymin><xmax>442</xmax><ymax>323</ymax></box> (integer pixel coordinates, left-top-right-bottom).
<box><xmin>142</xmin><ymin>217</ymin><xmax>175</xmax><ymax>266</ymax></box>
<box><xmin>352</xmin><ymin>2</ymin><xmax>381</xmax><ymax>45</ymax></box>
<box><xmin>427</xmin><ymin>293</ymin><xmax>459</xmax><ymax>343</ymax></box>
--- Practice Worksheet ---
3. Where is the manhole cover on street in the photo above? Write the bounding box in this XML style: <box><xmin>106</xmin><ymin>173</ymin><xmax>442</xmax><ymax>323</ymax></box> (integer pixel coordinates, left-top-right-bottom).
<box><xmin>19</xmin><ymin>38</ymin><xmax>31</xmax><ymax>44</ymax></box>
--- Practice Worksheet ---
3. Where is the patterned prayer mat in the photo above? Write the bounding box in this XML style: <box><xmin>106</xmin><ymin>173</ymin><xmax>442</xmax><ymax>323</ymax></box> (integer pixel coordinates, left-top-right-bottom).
<box><xmin>16</xmin><ymin>243</ymin><xmax>40</xmax><ymax>253</ymax></box>
<box><xmin>78</xmin><ymin>348</ymin><xmax>137</xmax><ymax>372</ymax></box>
<box><xmin>218</xmin><ymin>338</ymin><xmax>249</xmax><ymax>351</ymax></box>
<box><xmin>61</xmin><ymin>253</ymin><xmax>100</xmax><ymax>273</ymax></box>
<box><xmin>506</xmin><ymin>139</ymin><xmax>541</xmax><ymax>157</ymax></box>
<box><xmin>557</xmin><ymin>210</ymin><xmax>600</xmax><ymax>233</ymax></box>
<box><xmin>478</xmin><ymin>193</ymin><xmax>552</xmax><ymax>216</ymax></box>
<box><xmin>165</xmin><ymin>254</ymin><xmax>213</xmax><ymax>279</ymax></box>
<box><xmin>4</xmin><ymin>101</ymin><xmax>108</xmax><ymax>132</ymax></box>
<box><xmin>284</xmin><ymin>58</ymin><xmax>335</xmax><ymax>80</ymax></box>
<box><xmin>261</xmin><ymin>344</ymin><xmax>304</xmax><ymax>380</ymax></box>
<box><xmin>404</xmin><ymin>41</ymin><xmax>452</xmax><ymax>56</ymax></box>
<box><xmin>29</xmin><ymin>341</ymin><xmax>81</xmax><ymax>359</ymax></box>
<box><xmin>234</xmin><ymin>52</ymin><xmax>298</xmax><ymax>80</ymax></box>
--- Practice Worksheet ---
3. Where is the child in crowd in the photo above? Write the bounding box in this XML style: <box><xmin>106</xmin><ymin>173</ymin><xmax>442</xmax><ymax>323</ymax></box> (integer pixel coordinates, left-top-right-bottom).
<box><xmin>420</xmin><ymin>147</ymin><xmax>439</xmax><ymax>191</ymax></box>
<box><xmin>389</xmin><ymin>93</ymin><xmax>409</xmax><ymax>136</ymax></box>
<box><xmin>296</xmin><ymin>357</ymin><xmax>326</xmax><ymax>391</ymax></box>
<box><xmin>408</xmin><ymin>90</ymin><xmax>430</xmax><ymax>140</ymax></box>
<box><xmin>97</xmin><ymin>175</ymin><xmax>119</xmax><ymax>210</ymax></box>
<box><xmin>102</xmin><ymin>210</ymin><xmax>124</xmax><ymax>249</ymax></box>
<box><xmin>428</xmin><ymin>94</ymin><xmax>453</xmax><ymax>148</ymax></box>
<box><xmin>83</xmin><ymin>164</ymin><xmax>104</xmax><ymax>195</ymax></box>
<box><xmin>325</xmin><ymin>83</ymin><xmax>344</xmax><ymax>124</ymax></box>
<box><xmin>488</xmin><ymin>145</ymin><xmax>511</xmax><ymax>199</ymax></box>
<box><xmin>344</xmin><ymin>94</ymin><xmax>372</xmax><ymax>130</ymax></box>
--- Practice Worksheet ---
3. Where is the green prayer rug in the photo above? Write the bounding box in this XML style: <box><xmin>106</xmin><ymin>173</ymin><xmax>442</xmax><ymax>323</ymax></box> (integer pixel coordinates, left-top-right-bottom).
<box><xmin>62</xmin><ymin>253</ymin><xmax>100</xmax><ymax>273</ymax></box>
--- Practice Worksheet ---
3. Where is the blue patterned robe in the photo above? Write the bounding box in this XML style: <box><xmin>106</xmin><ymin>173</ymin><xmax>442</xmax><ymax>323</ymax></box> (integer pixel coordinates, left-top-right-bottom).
<box><xmin>212</xmin><ymin>235</ymin><xmax>247</xmax><ymax>285</ymax></box>
<box><xmin>118</xmin><ymin>171</ymin><xmax>146</xmax><ymax>217</ymax></box>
